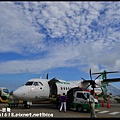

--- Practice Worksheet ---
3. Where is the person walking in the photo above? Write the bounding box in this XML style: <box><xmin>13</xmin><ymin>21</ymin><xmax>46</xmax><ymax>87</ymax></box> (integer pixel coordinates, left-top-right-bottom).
<box><xmin>56</xmin><ymin>94</ymin><xmax>61</xmax><ymax>109</ymax></box>
<box><xmin>59</xmin><ymin>93</ymin><xmax>67</xmax><ymax>112</ymax></box>
<box><xmin>89</xmin><ymin>90</ymin><xmax>97</xmax><ymax>118</ymax></box>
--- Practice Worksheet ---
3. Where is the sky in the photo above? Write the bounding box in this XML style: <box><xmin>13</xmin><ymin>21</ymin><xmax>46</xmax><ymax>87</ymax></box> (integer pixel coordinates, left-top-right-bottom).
<box><xmin>1</xmin><ymin>1</ymin><xmax>120</xmax><ymax>92</ymax></box>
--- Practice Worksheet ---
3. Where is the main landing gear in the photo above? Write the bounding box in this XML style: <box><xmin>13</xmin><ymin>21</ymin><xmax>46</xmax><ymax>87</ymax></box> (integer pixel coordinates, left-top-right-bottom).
<box><xmin>23</xmin><ymin>101</ymin><xmax>32</xmax><ymax>109</ymax></box>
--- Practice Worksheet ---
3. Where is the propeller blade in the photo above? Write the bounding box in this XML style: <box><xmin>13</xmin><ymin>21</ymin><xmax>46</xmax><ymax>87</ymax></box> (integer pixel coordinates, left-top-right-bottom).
<box><xmin>85</xmin><ymin>84</ymin><xmax>91</xmax><ymax>89</ymax></box>
<box><xmin>81</xmin><ymin>77</ymin><xmax>86</xmax><ymax>81</ymax></box>
<box><xmin>89</xmin><ymin>68</ymin><xmax>92</xmax><ymax>80</ymax></box>
<box><xmin>46</xmin><ymin>73</ymin><xmax>49</xmax><ymax>79</ymax></box>
<box><xmin>94</xmin><ymin>74</ymin><xmax>102</xmax><ymax>80</ymax></box>
<box><xmin>95</xmin><ymin>85</ymin><xmax>109</xmax><ymax>101</ymax></box>
<box><xmin>93</xmin><ymin>87</ymin><xmax>95</xmax><ymax>93</ymax></box>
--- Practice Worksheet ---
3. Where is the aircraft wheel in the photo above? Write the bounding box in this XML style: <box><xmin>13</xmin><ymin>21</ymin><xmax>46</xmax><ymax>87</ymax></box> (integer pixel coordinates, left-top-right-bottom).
<box><xmin>27</xmin><ymin>105</ymin><xmax>30</xmax><ymax>109</ymax></box>
<box><xmin>24</xmin><ymin>104</ymin><xmax>30</xmax><ymax>109</ymax></box>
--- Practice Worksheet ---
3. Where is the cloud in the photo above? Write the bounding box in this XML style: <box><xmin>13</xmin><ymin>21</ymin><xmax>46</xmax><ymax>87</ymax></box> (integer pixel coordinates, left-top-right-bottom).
<box><xmin>0</xmin><ymin>1</ymin><xmax>120</xmax><ymax>75</ymax></box>
<box><xmin>0</xmin><ymin>2</ymin><xmax>45</xmax><ymax>54</ymax></box>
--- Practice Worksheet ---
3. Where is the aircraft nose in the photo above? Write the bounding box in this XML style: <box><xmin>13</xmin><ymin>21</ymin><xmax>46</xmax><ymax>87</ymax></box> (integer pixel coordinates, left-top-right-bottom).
<box><xmin>13</xmin><ymin>88</ymin><xmax>23</xmax><ymax>99</ymax></box>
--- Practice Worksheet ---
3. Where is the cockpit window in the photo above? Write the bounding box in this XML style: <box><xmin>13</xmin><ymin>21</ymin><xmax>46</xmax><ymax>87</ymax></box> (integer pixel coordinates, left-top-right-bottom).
<box><xmin>33</xmin><ymin>82</ymin><xmax>39</xmax><ymax>86</ymax></box>
<box><xmin>25</xmin><ymin>81</ymin><xmax>43</xmax><ymax>86</ymax></box>
<box><xmin>3</xmin><ymin>89</ymin><xmax>9</xmax><ymax>94</ymax></box>
<box><xmin>25</xmin><ymin>82</ymin><xmax>33</xmax><ymax>86</ymax></box>
<box><xmin>39</xmin><ymin>82</ymin><xmax>43</xmax><ymax>86</ymax></box>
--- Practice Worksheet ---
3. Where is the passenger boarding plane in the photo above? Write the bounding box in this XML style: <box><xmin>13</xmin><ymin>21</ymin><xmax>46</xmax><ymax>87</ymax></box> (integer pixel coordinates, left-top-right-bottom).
<box><xmin>13</xmin><ymin>69</ymin><xmax>120</xmax><ymax>108</ymax></box>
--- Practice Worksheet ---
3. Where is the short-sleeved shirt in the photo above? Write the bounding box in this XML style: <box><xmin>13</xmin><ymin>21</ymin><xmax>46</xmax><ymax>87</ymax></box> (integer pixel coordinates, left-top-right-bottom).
<box><xmin>89</xmin><ymin>94</ymin><xmax>95</xmax><ymax>106</ymax></box>
<box><xmin>60</xmin><ymin>95</ymin><xmax>67</xmax><ymax>102</ymax></box>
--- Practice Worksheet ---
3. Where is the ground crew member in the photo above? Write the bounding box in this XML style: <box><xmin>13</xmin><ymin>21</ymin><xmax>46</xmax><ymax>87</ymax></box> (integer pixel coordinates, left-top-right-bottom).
<box><xmin>59</xmin><ymin>93</ymin><xmax>67</xmax><ymax>112</ymax></box>
<box><xmin>89</xmin><ymin>90</ymin><xmax>97</xmax><ymax>118</ymax></box>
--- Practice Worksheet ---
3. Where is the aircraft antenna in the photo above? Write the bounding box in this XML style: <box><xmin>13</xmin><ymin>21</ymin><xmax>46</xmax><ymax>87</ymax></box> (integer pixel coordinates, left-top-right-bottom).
<box><xmin>40</xmin><ymin>76</ymin><xmax>42</xmax><ymax>79</ymax></box>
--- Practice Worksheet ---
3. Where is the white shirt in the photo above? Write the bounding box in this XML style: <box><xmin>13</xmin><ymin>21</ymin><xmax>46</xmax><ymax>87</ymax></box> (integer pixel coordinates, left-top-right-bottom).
<box><xmin>89</xmin><ymin>94</ymin><xmax>95</xmax><ymax>106</ymax></box>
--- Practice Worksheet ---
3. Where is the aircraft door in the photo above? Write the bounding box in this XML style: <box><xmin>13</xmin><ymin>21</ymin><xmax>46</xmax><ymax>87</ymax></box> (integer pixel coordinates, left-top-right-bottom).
<box><xmin>39</xmin><ymin>81</ymin><xmax>50</xmax><ymax>99</ymax></box>
<box><xmin>50</xmin><ymin>83</ymin><xmax>57</xmax><ymax>97</ymax></box>
<box><xmin>48</xmin><ymin>79</ymin><xmax>59</xmax><ymax>98</ymax></box>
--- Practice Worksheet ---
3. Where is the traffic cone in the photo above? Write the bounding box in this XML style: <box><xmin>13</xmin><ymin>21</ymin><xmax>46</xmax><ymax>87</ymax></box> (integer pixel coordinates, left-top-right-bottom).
<box><xmin>107</xmin><ymin>101</ymin><xmax>110</xmax><ymax>108</ymax></box>
<box><xmin>101</xmin><ymin>100</ymin><xmax>105</xmax><ymax>107</ymax></box>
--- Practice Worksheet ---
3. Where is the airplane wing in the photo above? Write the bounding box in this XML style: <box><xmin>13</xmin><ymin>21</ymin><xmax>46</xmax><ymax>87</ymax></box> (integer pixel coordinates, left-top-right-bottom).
<box><xmin>81</xmin><ymin>78</ymin><xmax>120</xmax><ymax>84</ymax></box>
<box><xmin>102</xmin><ymin>78</ymin><xmax>120</xmax><ymax>83</ymax></box>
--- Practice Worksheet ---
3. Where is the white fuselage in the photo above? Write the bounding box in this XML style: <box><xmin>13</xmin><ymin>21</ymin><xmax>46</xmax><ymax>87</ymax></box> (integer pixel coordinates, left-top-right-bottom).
<box><xmin>13</xmin><ymin>78</ymin><xmax>103</xmax><ymax>102</ymax></box>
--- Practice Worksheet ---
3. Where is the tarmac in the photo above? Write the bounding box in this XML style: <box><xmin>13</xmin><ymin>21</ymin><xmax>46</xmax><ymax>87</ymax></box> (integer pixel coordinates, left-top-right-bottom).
<box><xmin>0</xmin><ymin>97</ymin><xmax>120</xmax><ymax>118</ymax></box>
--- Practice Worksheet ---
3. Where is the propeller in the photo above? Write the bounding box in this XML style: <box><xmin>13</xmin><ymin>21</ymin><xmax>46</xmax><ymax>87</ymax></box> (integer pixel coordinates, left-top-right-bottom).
<box><xmin>83</xmin><ymin>69</ymin><xmax>119</xmax><ymax>101</ymax></box>
<box><xmin>82</xmin><ymin>68</ymin><xmax>103</xmax><ymax>93</ymax></box>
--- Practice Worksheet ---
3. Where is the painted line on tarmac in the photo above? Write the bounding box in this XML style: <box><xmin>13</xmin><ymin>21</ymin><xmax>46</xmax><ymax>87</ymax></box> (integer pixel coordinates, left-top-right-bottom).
<box><xmin>109</xmin><ymin>112</ymin><xmax>120</xmax><ymax>115</ymax></box>
<box><xmin>95</xmin><ymin>110</ymin><xmax>100</xmax><ymax>112</ymax></box>
<box><xmin>98</xmin><ymin>111</ymin><xmax>109</xmax><ymax>114</ymax></box>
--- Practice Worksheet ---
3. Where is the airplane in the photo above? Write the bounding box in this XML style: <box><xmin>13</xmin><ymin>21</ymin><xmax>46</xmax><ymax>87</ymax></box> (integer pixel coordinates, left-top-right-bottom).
<box><xmin>13</xmin><ymin>68</ymin><xmax>120</xmax><ymax>108</ymax></box>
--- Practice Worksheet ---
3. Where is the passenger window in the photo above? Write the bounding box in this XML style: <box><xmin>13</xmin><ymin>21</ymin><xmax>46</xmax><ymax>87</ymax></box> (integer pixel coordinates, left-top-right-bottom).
<box><xmin>61</xmin><ymin>87</ymin><xmax>62</xmax><ymax>90</ymax></box>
